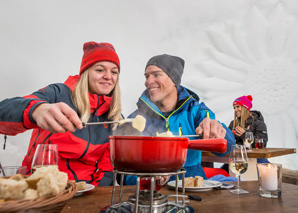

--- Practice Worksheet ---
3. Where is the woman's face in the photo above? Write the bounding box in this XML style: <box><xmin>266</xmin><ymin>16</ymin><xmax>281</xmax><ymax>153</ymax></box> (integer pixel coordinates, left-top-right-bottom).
<box><xmin>234</xmin><ymin>105</ymin><xmax>242</xmax><ymax>118</ymax></box>
<box><xmin>88</xmin><ymin>61</ymin><xmax>119</xmax><ymax>95</ymax></box>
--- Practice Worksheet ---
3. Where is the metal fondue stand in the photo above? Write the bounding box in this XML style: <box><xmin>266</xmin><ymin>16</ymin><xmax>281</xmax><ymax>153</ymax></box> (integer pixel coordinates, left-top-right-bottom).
<box><xmin>104</xmin><ymin>169</ymin><xmax>192</xmax><ymax>213</ymax></box>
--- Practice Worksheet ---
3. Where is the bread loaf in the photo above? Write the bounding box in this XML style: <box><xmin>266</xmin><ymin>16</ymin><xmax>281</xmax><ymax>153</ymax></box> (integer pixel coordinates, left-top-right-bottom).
<box><xmin>0</xmin><ymin>179</ymin><xmax>28</xmax><ymax>200</ymax></box>
<box><xmin>26</xmin><ymin>166</ymin><xmax>52</xmax><ymax>189</ymax></box>
<box><xmin>9</xmin><ymin>174</ymin><xmax>25</xmax><ymax>181</ymax></box>
<box><xmin>184</xmin><ymin>177</ymin><xmax>195</xmax><ymax>187</ymax></box>
<box><xmin>194</xmin><ymin>176</ymin><xmax>204</xmax><ymax>187</ymax></box>
<box><xmin>76</xmin><ymin>181</ymin><xmax>87</xmax><ymax>191</ymax></box>
<box><xmin>24</xmin><ymin>189</ymin><xmax>38</xmax><ymax>200</ymax></box>
<box><xmin>184</xmin><ymin>176</ymin><xmax>204</xmax><ymax>187</ymax></box>
<box><xmin>36</xmin><ymin>166</ymin><xmax>68</xmax><ymax>197</ymax></box>
<box><xmin>0</xmin><ymin>165</ymin><xmax>68</xmax><ymax>200</ymax></box>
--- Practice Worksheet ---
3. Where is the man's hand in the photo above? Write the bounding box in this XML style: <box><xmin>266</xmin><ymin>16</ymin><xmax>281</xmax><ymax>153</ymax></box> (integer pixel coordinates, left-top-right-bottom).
<box><xmin>195</xmin><ymin>117</ymin><xmax>226</xmax><ymax>139</ymax></box>
<box><xmin>32</xmin><ymin>102</ymin><xmax>83</xmax><ymax>133</ymax></box>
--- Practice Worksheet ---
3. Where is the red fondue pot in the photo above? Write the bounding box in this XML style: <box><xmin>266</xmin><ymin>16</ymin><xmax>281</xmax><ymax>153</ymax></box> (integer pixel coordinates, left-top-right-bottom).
<box><xmin>109</xmin><ymin>135</ymin><xmax>227</xmax><ymax>173</ymax></box>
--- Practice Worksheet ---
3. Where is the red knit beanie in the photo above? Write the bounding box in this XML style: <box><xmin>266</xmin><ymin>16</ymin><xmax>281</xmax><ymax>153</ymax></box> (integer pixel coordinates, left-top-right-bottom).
<box><xmin>80</xmin><ymin>42</ymin><xmax>120</xmax><ymax>75</ymax></box>
<box><xmin>233</xmin><ymin>95</ymin><xmax>253</xmax><ymax>111</ymax></box>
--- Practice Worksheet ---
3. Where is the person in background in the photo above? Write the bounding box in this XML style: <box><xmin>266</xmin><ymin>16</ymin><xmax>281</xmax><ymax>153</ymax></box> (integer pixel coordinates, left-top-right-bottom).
<box><xmin>226</xmin><ymin>95</ymin><xmax>269</xmax><ymax>167</ymax></box>
<box><xmin>229</xmin><ymin>95</ymin><xmax>268</xmax><ymax>147</ymax></box>
<box><xmin>0</xmin><ymin>41</ymin><xmax>122</xmax><ymax>186</ymax></box>
<box><xmin>124</xmin><ymin>54</ymin><xmax>235</xmax><ymax>185</ymax></box>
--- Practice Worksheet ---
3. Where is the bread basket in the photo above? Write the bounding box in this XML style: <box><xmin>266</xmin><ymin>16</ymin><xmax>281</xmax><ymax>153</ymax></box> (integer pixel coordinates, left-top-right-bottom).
<box><xmin>0</xmin><ymin>181</ymin><xmax>77</xmax><ymax>213</ymax></box>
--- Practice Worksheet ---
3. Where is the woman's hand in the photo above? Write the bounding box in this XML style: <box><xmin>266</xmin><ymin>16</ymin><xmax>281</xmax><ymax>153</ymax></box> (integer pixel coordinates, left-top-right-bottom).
<box><xmin>234</xmin><ymin>126</ymin><xmax>246</xmax><ymax>137</ymax></box>
<box><xmin>32</xmin><ymin>102</ymin><xmax>83</xmax><ymax>133</ymax></box>
<box><xmin>195</xmin><ymin>117</ymin><xmax>226</xmax><ymax>139</ymax></box>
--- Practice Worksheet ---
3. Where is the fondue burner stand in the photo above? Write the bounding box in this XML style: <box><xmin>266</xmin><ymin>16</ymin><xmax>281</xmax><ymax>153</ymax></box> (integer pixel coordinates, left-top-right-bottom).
<box><xmin>102</xmin><ymin>169</ymin><xmax>194</xmax><ymax>213</ymax></box>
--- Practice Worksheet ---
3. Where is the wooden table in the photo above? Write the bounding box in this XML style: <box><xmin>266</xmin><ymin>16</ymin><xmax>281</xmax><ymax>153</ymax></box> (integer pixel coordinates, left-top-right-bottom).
<box><xmin>202</xmin><ymin>148</ymin><xmax>296</xmax><ymax>181</ymax></box>
<box><xmin>61</xmin><ymin>181</ymin><xmax>298</xmax><ymax>213</ymax></box>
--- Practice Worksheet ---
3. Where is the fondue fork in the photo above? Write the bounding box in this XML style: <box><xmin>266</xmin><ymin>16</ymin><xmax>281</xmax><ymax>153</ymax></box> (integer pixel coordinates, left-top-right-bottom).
<box><xmin>174</xmin><ymin>134</ymin><xmax>204</xmax><ymax>138</ymax></box>
<box><xmin>82</xmin><ymin>118</ymin><xmax>134</xmax><ymax>126</ymax></box>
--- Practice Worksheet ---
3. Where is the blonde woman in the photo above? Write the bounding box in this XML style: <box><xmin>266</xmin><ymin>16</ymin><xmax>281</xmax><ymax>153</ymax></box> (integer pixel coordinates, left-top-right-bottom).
<box><xmin>0</xmin><ymin>42</ymin><xmax>122</xmax><ymax>186</ymax></box>
<box><xmin>229</xmin><ymin>95</ymin><xmax>268</xmax><ymax>147</ymax></box>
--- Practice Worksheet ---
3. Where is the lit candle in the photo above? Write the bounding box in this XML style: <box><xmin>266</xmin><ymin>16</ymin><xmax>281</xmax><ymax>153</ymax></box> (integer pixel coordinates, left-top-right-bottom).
<box><xmin>258</xmin><ymin>164</ymin><xmax>278</xmax><ymax>191</ymax></box>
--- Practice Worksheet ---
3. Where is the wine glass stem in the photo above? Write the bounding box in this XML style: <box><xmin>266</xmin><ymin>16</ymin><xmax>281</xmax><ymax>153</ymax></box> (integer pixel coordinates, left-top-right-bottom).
<box><xmin>237</xmin><ymin>175</ymin><xmax>241</xmax><ymax>190</ymax></box>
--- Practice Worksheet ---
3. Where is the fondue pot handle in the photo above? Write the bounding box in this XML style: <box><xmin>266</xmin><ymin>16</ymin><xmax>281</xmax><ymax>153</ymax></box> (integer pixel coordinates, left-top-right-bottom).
<box><xmin>187</xmin><ymin>138</ymin><xmax>227</xmax><ymax>153</ymax></box>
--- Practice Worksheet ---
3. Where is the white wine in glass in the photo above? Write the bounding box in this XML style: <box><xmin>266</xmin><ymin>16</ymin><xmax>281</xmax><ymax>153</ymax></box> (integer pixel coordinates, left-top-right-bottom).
<box><xmin>244</xmin><ymin>132</ymin><xmax>254</xmax><ymax>151</ymax></box>
<box><xmin>229</xmin><ymin>144</ymin><xmax>249</xmax><ymax>194</ymax></box>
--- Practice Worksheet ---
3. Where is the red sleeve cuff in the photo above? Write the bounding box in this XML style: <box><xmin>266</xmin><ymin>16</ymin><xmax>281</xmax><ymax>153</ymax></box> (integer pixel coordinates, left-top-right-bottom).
<box><xmin>23</xmin><ymin>99</ymin><xmax>46</xmax><ymax>129</ymax></box>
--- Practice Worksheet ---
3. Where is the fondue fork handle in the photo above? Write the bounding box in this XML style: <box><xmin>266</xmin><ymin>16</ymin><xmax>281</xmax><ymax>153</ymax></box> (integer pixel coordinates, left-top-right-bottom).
<box><xmin>188</xmin><ymin>195</ymin><xmax>202</xmax><ymax>201</ymax></box>
<box><xmin>175</xmin><ymin>134</ymin><xmax>203</xmax><ymax>138</ymax></box>
<box><xmin>82</xmin><ymin>121</ymin><xmax>119</xmax><ymax>126</ymax></box>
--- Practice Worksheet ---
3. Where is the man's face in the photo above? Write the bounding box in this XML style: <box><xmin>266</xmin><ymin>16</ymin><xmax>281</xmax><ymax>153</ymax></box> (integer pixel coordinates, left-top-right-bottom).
<box><xmin>144</xmin><ymin>65</ymin><xmax>177</xmax><ymax>105</ymax></box>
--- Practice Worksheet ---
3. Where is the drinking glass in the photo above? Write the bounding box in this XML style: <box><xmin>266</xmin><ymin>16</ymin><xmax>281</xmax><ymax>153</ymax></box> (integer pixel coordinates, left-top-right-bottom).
<box><xmin>255</xmin><ymin>138</ymin><xmax>264</xmax><ymax>149</ymax></box>
<box><xmin>244</xmin><ymin>132</ymin><xmax>254</xmax><ymax>151</ymax></box>
<box><xmin>31</xmin><ymin>144</ymin><xmax>58</xmax><ymax>172</ymax></box>
<box><xmin>0</xmin><ymin>166</ymin><xmax>27</xmax><ymax>177</ymax></box>
<box><xmin>229</xmin><ymin>144</ymin><xmax>249</xmax><ymax>194</ymax></box>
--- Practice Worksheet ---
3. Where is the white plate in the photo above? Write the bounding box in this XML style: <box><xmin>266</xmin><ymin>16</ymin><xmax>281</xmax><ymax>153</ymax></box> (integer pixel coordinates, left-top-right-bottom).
<box><xmin>167</xmin><ymin>180</ymin><xmax>222</xmax><ymax>192</ymax></box>
<box><xmin>76</xmin><ymin>183</ymin><xmax>95</xmax><ymax>195</ymax></box>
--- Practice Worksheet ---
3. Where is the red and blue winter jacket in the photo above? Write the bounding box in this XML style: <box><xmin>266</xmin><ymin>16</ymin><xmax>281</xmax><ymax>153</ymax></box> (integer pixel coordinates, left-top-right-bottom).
<box><xmin>0</xmin><ymin>75</ymin><xmax>114</xmax><ymax>186</ymax></box>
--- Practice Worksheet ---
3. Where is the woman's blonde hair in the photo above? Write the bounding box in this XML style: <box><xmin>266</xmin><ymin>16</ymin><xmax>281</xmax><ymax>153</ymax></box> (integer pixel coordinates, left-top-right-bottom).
<box><xmin>72</xmin><ymin>70</ymin><xmax>122</xmax><ymax>127</ymax></box>
<box><xmin>232</xmin><ymin>106</ymin><xmax>252</xmax><ymax>129</ymax></box>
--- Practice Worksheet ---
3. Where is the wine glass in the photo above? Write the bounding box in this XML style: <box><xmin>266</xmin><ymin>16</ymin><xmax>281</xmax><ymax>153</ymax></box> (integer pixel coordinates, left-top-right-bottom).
<box><xmin>31</xmin><ymin>144</ymin><xmax>58</xmax><ymax>172</ymax></box>
<box><xmin>244</xmin><ymin>132</ymin><xmax>254</xmax><ymax>151</ymax></box>
<box><xmin>229</xmin><ymin>144</ymin><xmax>249</xmax><ymax>194</ymax></box>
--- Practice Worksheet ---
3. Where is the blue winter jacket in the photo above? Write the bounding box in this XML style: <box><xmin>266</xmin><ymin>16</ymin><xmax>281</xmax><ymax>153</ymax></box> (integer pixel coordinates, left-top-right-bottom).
<box><xmin>124</xmin><ymin>86</ymin><xmax>235</xmax><ymax>185</ymax></box>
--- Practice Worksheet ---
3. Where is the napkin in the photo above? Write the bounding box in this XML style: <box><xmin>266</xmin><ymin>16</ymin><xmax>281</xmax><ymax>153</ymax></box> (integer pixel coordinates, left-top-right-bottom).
<box><xmin>208</xmin><ymin>174</ymin><xmax>237</xmax><ymax>182</ymax></box>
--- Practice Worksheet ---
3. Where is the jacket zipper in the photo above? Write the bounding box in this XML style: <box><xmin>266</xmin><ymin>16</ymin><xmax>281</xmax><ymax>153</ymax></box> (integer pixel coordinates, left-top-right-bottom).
<box><xmin>68</xmin><ymin>97</ymin><xmax>104</xmax><ymax>182</ymax></box>
<box><xmin>79</xmin><ymin>96</ymin><xmax>106</xmax><ymax>159</ymax></box>
<box><xmin>141</xmin><ymin>96</ymin><xmax>193</xmax><ymax>133</ymax></box>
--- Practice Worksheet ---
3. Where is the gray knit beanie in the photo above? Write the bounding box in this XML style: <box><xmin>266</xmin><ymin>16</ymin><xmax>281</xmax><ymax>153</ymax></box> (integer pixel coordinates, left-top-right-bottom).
<box><xmin>145</xmin><ymin>54</ymin><xmax>184</xmax><ymax>88</ymax></box>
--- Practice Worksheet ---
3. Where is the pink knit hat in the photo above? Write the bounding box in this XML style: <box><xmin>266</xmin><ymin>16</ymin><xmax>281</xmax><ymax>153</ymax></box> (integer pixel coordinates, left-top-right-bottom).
<box><xmin>233</xmin><ymin>95</ymin><xmax>253</xmax><ymax>111</ymax></box>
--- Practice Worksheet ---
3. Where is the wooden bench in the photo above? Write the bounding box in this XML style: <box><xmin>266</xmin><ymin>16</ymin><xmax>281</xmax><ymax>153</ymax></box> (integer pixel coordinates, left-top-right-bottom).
<box><xmin>282</xmin><ymin>168</ymin><xmax>298</xmax><ymax>185</ymax></box>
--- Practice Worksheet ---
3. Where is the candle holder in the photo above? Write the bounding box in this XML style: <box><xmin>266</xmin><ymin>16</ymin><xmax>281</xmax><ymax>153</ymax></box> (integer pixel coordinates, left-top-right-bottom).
<box><xmin>256</xmin><ymin>163</ymin><xmax>282</xmax><ymax>198</ymax></box>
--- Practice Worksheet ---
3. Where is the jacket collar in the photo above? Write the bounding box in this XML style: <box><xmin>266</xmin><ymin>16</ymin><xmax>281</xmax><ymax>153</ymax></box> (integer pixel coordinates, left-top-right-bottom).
<box><xmin>137</xmin><ymin>85</ymin><xmax>199</xmax><ymax>116</ymax></box>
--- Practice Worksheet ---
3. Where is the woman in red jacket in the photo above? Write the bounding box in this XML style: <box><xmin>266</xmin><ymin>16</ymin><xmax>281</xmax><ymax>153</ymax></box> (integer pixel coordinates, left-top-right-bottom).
<box><xmin>0</xmin><ymin>41</ymin><xmax>122</xmax><ymax>186</ymax></box>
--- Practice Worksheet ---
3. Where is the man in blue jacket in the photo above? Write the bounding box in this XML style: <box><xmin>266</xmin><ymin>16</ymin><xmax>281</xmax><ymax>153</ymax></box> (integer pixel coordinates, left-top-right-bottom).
<box><xmin>124</xmin><ymin>54</ymin><xmax>235</xmax><ymax>185</ymax></box>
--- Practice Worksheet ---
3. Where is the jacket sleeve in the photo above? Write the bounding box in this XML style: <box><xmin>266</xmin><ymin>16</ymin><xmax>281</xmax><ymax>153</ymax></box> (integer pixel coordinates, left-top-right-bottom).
<box><xmin>0</xmin><ymin>97</ymin><xmax>45</xmax><ymax>135</ymax></box>
<box><xmin>253</xmin><ymin>120</ymin><xmax>268</xmax><ymax>147</ymax></box>
<box><xmin>0</xmin><ymin>84</ymin><xmax>63</xmax><ymax>135</ymax></box>
<box><xmin>228</xmin><ymin>121</ymin><xmax>233</xmax><ymax>130</ymax></box>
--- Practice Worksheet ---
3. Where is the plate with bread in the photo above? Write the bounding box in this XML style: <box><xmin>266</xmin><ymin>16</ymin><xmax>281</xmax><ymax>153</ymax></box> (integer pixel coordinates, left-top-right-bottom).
<box><xmin>167</xmin><ymin>176</ymin><xmax>222</xmax><ymax>192</ymax></box>
<box><xmin>74</xmin><ymin>181</ymin><xmax>95</xmax><ymax>196</ymax></box>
